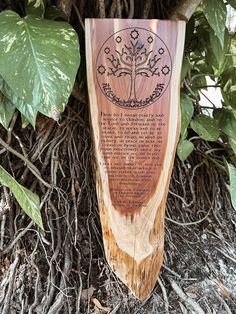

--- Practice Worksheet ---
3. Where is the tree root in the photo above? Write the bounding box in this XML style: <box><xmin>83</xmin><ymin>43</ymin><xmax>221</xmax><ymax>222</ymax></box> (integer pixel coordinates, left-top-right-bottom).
<box><xmin>168</xmin><ymin>279</ymin><xmax>205</xmax><ymax>314</ymax></box>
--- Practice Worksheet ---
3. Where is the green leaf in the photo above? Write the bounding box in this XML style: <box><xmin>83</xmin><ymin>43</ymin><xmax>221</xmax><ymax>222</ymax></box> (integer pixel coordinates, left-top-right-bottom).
<box><xmin>210</xmin><ymin>29</ymin><xmax>224</xmax><ymax>65</ymax></box>
<box><xmin>192</xmin><ymin>73</ymin><xmax>207</xmax><ymax>89</ymax></box>
<box><xmin>205</xmin><ymin>47</ymin><xmax>219</xmax><ymax>75</ymax></box>
<box><xmin>225</xmin><ymin>162</ymin><xmax>236</xmax><ymax>210</ymax></box>
<box><xmin>180</xmin><ymin>93</ymin><xmax>194</xmax><ymax>139</ymax></box>
<box><xmin>229</xmin><ymin>91</ymin><xmax>236</xmax><ymax>111</ymax></box>
<box><xmin>0</xmin><ymin>90</ymin><xmax>15</xmax><ymax>128</ymax></box>
<box><xmin>177</xmin><ymin>139</ymin><xmax>194</xmax><ymax>161</ymax></box>
<box><xmin>185</xmin><ymin>15</ymin><xmax>195</xmax><ymax>47</ymax></box>
<box><xmin>25</xmin><ymin>0</ymin><xmax>45</xmax><ymax>18</ymax></box>
<box><xmin>228</xmin><ymin>136</ymin><xmax>236</xmax><ymax>155</ymax></box>
<box><xmin>209</xmin><ymin>29</ymin><xmax>230</xmax><ymax>75</ymax></box>
<box><xmin>190</xmin><ymin>114</ymin><xmax>220</xmax><ymax>141</ymax></box>
<box><xmin>181</xmin><ymin>56</ymin><xmax>191</xmax><ymax>81</ymax></box>
<box><xmin>0</xmin><ymin>10</ymin><xmax>80</xmax><ymax>119</ymax></box>
<box><xmin>21</xmin><ymin>114</ymin><xmax>30</xmax><ymax>128</ymax></box>
<box><xmin>227</xmin><ymin>0</ymin><xmax>236</xmax><ymax>10</ymax></box>
<box><xmin>222</xmin><ymin>90</ymin><xmax>236</xmax><ymax>111</ymax></box>
<box><xmin>221</xmin><ymin>61</ymin><xmax>236</xmax><ymax>93</ymax></box>
<box><xmin>214</xmin><ymin>108</ymin><xmax>236</xmax><ymax>139</ymax></box>
<box><xmin>0</xmin><ymin>166</ymin><xmax>43</xmax><ymax>229</ymax></box>
<box><xmin>16</xmin><ymin>101</ymin><xmax>37</xmax><ymax>128</ymax></box>
<box><xmin>0</xmin><ymin>77</ymin><xmax>3</xmax><ymax>90</ymax></box>
<box><xmin>203</xmin><ymin>0</ymin><xmax>227</xmax><ymax>48</ymax></box>
<box><xmin>0</xmin><ymin>75</ymin><xmax>37</xmax><ymax>128</ymax></box>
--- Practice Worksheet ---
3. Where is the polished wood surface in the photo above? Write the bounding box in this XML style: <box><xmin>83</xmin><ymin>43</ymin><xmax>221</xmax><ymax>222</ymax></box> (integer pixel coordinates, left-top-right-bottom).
<box><xmin>86</xmin><ymin>19</ymin><xmax>185</xmax><ymax>299</ymax></box>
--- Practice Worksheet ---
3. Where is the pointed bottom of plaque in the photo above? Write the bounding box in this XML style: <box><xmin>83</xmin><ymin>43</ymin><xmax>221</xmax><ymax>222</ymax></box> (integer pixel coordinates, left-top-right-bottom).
<box><xmin>100</xmin><ymin>203</ymin><xmax>165</xmax><ymax>300</ymax></box>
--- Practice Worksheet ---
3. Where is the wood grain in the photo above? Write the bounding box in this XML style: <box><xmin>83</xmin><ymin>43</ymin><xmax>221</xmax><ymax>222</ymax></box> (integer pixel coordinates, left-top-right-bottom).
<box><xmin>85</xmin><ymin>19</ymin><xmax>185</xmax><ymax>299</ymax></box>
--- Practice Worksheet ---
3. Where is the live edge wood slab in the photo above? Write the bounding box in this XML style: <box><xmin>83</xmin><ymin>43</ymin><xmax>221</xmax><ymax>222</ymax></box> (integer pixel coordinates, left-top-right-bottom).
<box><xmin>85</xmin><ymin>19</ymin><xmax>185</xmax><ymax>299</ymax></box>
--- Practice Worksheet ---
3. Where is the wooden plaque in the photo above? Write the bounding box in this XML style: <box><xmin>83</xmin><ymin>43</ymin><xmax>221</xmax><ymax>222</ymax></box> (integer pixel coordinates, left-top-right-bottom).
<box><xmin>85</xmin><ymin>19</ymin><xmax>185</xmax><ymax>299</ymax></box>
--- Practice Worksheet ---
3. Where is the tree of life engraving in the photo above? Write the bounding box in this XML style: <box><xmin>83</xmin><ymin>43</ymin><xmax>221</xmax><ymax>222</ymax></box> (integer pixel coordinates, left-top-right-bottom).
<box><xmin>96</xmin><ymin>28</ymin><xmax>172</xmax><ymax>109</ymax></box>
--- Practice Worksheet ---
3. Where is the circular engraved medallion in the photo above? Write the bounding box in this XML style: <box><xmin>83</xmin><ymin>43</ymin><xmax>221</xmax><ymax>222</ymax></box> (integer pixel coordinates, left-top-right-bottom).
<box><xmin>96</xmin><ymin>27</ymin><xmax>172</xmax><ymax>109</ymax></box>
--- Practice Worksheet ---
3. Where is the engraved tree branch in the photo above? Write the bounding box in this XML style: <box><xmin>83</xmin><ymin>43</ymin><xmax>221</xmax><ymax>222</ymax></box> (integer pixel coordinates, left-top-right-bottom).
<box><xmin>107</xmin><ymin>53</ymin><xmax>131</xmax><ymax>77</ymax></box>
<box><xmin>106</xmin><ymin>39</ymin><xmax>161</xmax><ymax>102</ymax></box>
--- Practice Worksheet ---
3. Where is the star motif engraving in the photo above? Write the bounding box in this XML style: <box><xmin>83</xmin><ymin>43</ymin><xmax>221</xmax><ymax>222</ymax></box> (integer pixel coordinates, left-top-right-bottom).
<box><xmin>96</xmin><ymin>27</ymin><xmax>172</xmax><ymax>108</ymax></box>
<box><xmin>97</xmin><ymin>65</ymin><xmax>106</xmax><ymax>75</ymax></box>
<box><xmin>158</xmin><ymin>47</ymin><xmax>165</xmax><ymax>55</ymax></box>
<box><xmin>104</xmin><ymin>47</ymin><xmax>110</xmax><ymax>54</ymax></box>
<box><xmin>161</xmin><ymin>65</ymin><xmax>170</xmax><ymax>75</ymax></box>
<box><xmin>115</xmin><ymin>36</ymin><xmax>122</xmax><ymax>43</ymax></box>
<box><xmin>147</xmin><ymin>36</ymin><xmax>153</xmax><ymax>43</ymax></box>
<box><xmin>130</xmin><ymin>29</ymin><xmax>139</xmax><ymax>40</ymax></box>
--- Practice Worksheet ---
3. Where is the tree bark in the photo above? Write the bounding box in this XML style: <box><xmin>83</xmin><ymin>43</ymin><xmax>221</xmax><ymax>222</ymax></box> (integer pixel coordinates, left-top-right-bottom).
<box><xmin>170</xmin><ymin>0</ymin><xmax>201</xmax><ymax>21</ymax></box>
<box><xmin>57</xmin><ymin>0</ymin><xmax>73</xmax><ymax>19</ymax></box>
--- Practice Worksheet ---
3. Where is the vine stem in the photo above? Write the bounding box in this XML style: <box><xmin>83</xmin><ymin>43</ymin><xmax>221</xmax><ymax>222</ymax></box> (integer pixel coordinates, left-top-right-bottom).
<box><xmin>0</xmin><ymin>137</ymin><xmax>52</xmax><ymax>189</ymax></box>
<box><xmin>1</xmin><ymin>252</ymin><xmax>20</xmax><ymax>314</ymax></box>
<box><xmin>199</xmin><ymin>90</ymin><xmax>217</xmax><ymax>108</ymax></box>
<box><xmin>73</xmin><ymin>2</ymin><xmax>85</xmax><ymax>31</ymax></box>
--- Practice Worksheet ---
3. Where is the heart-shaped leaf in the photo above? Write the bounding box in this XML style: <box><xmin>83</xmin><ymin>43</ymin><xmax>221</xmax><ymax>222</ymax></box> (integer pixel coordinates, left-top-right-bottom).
<box><xmin>0</xmin><ymin>10</ymin><xmax>80</xmax><ymax>119</ymax></box>
<box><xmin>190</xmin><ymin>114</ymin><xmax>220</xmax><ymax>141</ymax></box>
<box><xmin>177</xmin><ymin>139</ymin><xmax>194</xmax><ymax>161</ymax></box>
<box><xmin>0</xmin><ymin>166</ymin><xmax>43</xmax><ymax>229</ymax></box>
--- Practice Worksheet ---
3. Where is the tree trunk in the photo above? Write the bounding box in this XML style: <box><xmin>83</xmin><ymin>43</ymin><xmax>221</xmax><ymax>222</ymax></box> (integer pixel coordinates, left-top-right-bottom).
<box><xmin>129</xmin><ymin>60</ymin><xmax>137</xmax><ymax>101</ymax></box>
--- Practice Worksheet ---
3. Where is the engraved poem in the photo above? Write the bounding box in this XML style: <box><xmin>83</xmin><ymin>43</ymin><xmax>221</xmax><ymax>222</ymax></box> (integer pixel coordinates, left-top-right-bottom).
<box><xmin>100</xmin><ymin>111</ymin><xmax>167</xmax><ymax>213</ymax></box>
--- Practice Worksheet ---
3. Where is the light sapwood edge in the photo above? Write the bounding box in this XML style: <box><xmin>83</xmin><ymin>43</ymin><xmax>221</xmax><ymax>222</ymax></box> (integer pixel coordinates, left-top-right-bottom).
<box><xmin>85</xmin><ymin>19</ymin><xmax>186</xmax><ymax>299</ymax></box>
